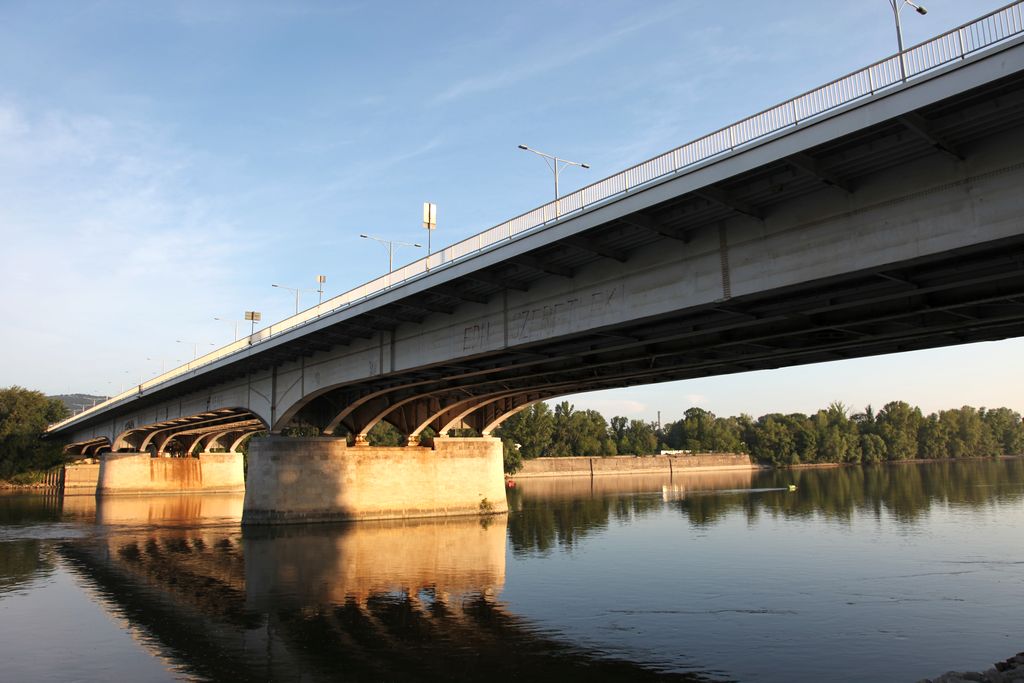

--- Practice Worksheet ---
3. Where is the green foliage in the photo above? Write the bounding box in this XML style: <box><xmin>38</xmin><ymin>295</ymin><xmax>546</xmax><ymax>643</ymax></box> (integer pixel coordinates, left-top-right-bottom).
<box><xmin>367</xmin><ymin>421</ymin><xmax>404</xmax><ymax>446</ymax></box>
<box><xmin>501</xmin><ymin>439</ymin><xmax>524</xmax><ymax>474</ymax></box>
<box><xmin>876</xmin><ymin>401</ymin><xmax>923</xmax><ymax>460</ymax></box>
<box><xmin>494</xmin><ymin>403</ymin><xmax>554</xmax><ymax>459</ymax></box>
<box><xmin>548</xmin><ymin>403</ymin><xmax>616</xmax><ymax>457</ymax></box>
<box><xmin>492</xmin><ymin>398</ymin><xmax>1023</xmax><ymax>467</ymax></box>
<box><xmin>613</xmin><ymin>418</ymin><xmax>658</xmax><ymax>455</ymax></box>
<box><xmin>0</xmin><ymin>387</ymin><xmax>68</xmax><ymax>480</ymax></box>
<box><xmin>663</xmin><ymin>407</ymin><xmax>744</xmax><ymax>453</ymax></box>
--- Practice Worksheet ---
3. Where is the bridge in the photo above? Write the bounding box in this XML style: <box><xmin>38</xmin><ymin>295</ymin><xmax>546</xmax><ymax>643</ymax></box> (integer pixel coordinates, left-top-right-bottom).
<box><xmin>49</xmin><ymin>4</ymin><xmax>1024</xmax><ymax>523</ymax></box>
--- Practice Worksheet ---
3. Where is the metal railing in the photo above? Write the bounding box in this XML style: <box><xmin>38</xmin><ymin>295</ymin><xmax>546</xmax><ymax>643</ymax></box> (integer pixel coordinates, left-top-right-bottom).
<box><xmin>50</xmin><ymin>1</ymin><xmax>1024</xmax><ymax>432</ymax></box>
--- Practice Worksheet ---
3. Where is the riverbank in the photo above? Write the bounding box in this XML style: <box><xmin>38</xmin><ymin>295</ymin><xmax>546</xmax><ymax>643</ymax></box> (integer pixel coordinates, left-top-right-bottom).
<box><xmin>917</xmin><ymin>650</ymin><xmax>1024</xmax><ymax>682</ymax></box>
<box><xmin>780</xmin><ymin>454</ymin><xmax>1024</xmax><ymax>470</ymax></box>
<box><xmin>514</xmin><ymin>453</ymin><xmax>755</xmax><ymax>478</ymax></box>
<box><xmin>0</xmin><ymin>468</ymin><xmax>64</xmax><ymax>489</ymax></box>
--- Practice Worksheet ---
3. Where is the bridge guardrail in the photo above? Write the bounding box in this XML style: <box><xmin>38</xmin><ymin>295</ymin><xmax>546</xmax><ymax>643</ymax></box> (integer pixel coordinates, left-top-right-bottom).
<box><xmin>50</xmin><ymin>1</ymin><xmax>1024</xmax><ymax>433</ymax></box>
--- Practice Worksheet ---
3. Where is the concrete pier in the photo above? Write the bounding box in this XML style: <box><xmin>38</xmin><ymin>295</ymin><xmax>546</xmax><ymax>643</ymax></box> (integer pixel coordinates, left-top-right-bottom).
<box><xmin>96</xmin><ymin>452</ymin><xmax>245</xmax><ymax>495</ymax></box>
<box><xmin>63</xmin><ymin>462</ymin><xmax>100</xmax><ymax>493</ymax></box>
<box><xmin>242</xmin><ymin>436</ymin><xmax>508</xmax><ymax>525</ymax></box>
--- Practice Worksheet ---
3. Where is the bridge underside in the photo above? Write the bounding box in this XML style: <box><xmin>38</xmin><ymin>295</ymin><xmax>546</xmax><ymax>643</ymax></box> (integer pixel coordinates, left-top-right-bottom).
<box><xmin>289</xmin><ymin>233</ymin><xmax>1024</xmax><ymax>443</ymax></box>
<box><xmin>57</xmin><ymin>50</ymin><xmax>1024</xmax><ymax>456</ymax></box>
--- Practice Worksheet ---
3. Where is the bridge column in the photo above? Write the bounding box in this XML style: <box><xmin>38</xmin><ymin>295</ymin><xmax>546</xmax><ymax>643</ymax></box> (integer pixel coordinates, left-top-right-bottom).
<box><xmin>96</xmin><ymin>452</ymin><xmax>245</xmax><ymax>495</ymax></box>
<box><xmin>242</xmin><ymin>436</ymin><xmax>507</xmax><ymax>525</ymax></box>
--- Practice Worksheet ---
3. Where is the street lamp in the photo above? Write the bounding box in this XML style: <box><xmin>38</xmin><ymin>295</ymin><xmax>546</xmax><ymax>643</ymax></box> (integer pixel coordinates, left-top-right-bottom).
<box><xmin>518</xmin><ymin>144</ymin><xmax>590</xmax><ymax>215</ymax></box>
<box><xmin>889</xmin><ymin>0</ymin><xmax>928</xmax><ymax>81</ymax></box>
<box><xmin>176</xmin><ymin>339</ymin><xmax>215</xmax><ymax>360</ymax></box>
<box><xmin>272</xmin><ymin>283</ymin><xmax>316</xmax><ymax>315</ymax></box>
<box><xmin>213</xmin><ymin>316</ymin><xmax>244</xmax><ymax>341</ymax></box>
<box><xmin>359</xmin><ymin>234</ymin><xmax>422</xmax><ymax>272</ymax></box>
<box><xmin>147</xmin><ymin>356</ymin><xmax>181</xmax><ymax>373</ymax></box>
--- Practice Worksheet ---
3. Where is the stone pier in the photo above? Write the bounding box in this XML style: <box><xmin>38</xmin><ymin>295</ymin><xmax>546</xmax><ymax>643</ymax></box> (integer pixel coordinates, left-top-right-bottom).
<box><xmin>96</xmin><ymin>452</ymin><xmax>245</xmax><ymax>495</ymax></box>
<box><xmin>242</xmin><ymin>436</ymin><xmax>508</xmax><ymax>525</ymax></box>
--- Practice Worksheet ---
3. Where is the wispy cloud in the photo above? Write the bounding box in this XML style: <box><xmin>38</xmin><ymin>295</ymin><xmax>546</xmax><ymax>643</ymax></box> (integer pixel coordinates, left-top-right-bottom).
<box><xmin>0</xmin><ymin>100</ymin><xmax>256</xmax><ymax>391</ymax></box>
<box><xmin>430</xmin><ymin>7</ymin><xmax>683</xmax><ymax>106</ymax></box>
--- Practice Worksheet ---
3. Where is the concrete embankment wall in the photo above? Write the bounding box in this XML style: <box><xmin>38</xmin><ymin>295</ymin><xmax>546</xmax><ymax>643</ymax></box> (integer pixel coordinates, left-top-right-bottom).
<box><xmin>516</xmin><ymin>453</ymin><xmax>754</xmax><ymax>478</ymax></box>
<box><xmin>243</xmin><ymin>436</ymin><xmax>508</xmax><ymax>525</ymax></box>
<box><xmin>63</xmin><ymin>463</ymin><xmax>100</xmax><ymax>493</ymax></box>
<box><xmin>96</xmin><ymin>453</ymin><xmax>245</xmax><ymax>495</ymax></box>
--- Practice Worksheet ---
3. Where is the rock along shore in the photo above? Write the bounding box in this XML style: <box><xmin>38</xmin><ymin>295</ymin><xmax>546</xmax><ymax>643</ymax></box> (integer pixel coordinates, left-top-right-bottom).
<box><xmin>917</xmin><ymin>651</ymin><xmax>1024</xmax><ymax>683</ymax></box>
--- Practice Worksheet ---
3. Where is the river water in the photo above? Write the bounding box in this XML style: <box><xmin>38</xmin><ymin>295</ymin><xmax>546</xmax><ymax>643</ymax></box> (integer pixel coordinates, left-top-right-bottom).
<box><xmin>0</xmin><ymin>459</ymin><xmax>1021</xmax><ymax>682</ymax></box>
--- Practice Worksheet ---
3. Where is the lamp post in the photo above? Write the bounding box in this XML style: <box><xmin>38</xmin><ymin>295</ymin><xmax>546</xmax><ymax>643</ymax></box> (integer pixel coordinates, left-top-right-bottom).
<box><xmin>146</xmin><ymin>356</ymin><xmax>181</xmax><ymax>373</ymax></box>
<box><xmin>213</xmin><ymin>316</ymin><xmax>244</xmax><ymax>341</ymax></box>
<box><xmin>518</xmin><ymin>144</ymin><xmax>590</xmax><ymax>216</ymax></box>
<box><xmin>272</xmin><ymin>283</ymin><xmax>316</xmax><ymax>315</ymax></box>
<box><xmin>176</xmin><ymin>339</ymin><xmax>215</xmax><ymax>360</ymax></box>
<box><xmin>889</xmin><ymin>0</ymin><xmax>928</xmax><ymax>81</ymax></box>
<box><xmin>359</xmin><ymin>234</ymin><xmax>422</xmax><ymax>272</ymax></box>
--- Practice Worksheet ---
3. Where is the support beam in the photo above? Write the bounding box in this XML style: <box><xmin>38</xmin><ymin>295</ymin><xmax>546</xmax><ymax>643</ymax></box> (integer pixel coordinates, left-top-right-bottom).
<box><xmin>693</xmin><ymin>187</ymin><xmax>763</xmax><ymax>220</ymax></box>
<box><xmin>561</xmin><ymin>235</ymin><xmax>629</xmax><ymax>263</ymax></box>
<box><xmin>619</xmin><ymin>212</ymin><xmax>688</xmax><ymax>242</ymax></box>
<box><xmin>897</xmin><ymin>113</ymin><xmax>963</xmax><ymax>160</ymax></box>
<box><xmin>508</xmin><ymin>255</ymin><xmax>574</xmax><ymax>279</ymax></box>
<box><xmin>430</xmin><ymin>285</ymin><xmax>489</xmax><ymax>304</ymax></box>
<box><xmin>786</xmin><ymin>152</ymin><xmax>853</xmax><ymax>193</ymax></box>
<box><xmin>464</xmin><ymin>271</ymin><xmax>530</xmax><ymax>292</ymax></box>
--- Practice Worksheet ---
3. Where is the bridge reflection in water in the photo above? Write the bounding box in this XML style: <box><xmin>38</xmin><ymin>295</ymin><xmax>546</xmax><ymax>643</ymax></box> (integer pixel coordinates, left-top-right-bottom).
<box><xmin>56</xmin><ymin>495</ymin><xmax>697</xmax><ymax>681</ymax></box>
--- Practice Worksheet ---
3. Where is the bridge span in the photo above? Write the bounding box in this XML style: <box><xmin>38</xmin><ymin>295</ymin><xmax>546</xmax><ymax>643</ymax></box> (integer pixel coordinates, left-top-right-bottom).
<box><xmin>48</xmin><ymin>5</ymin><xmax>1024</xmax><ymax>523</ymax></box>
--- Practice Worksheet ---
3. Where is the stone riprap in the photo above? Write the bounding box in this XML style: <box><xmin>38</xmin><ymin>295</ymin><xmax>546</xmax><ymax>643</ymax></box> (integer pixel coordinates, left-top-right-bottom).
<box><xmin>917</xmin><ymin>651</ymin><xmax>1024</xmax><ymax>683</ymax></box>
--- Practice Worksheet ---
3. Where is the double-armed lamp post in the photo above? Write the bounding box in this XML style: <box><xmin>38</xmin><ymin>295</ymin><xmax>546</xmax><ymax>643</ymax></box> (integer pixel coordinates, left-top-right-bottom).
<box><xmin>176</xmin><ymin>339</ymin><xmax>215</xmax><ymax>360</ymax></box>
<box><xmin>272</xmin><ymin>279</ymin><xmax>324</xmax><ymax>315</ymax></box>
<box><xmin>360</xmin><ymin>234</ymin><xmax>422</xmax><ymax>272</ymax></box>
<box><xmin>518</xmin><ymin>144</ymin><xmax>590</xmax><ymax>217</ymax></box>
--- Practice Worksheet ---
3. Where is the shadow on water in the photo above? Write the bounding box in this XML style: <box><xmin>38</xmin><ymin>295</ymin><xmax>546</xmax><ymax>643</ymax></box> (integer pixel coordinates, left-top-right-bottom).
<box><xmin>50</xmin><ymin>506</ymin><xmax>706</xmax><ymax>681</ymax></box>
<box><xmin>508</xmin><ymin>458</ymin><xmax>1024</xmax><ymax>552</ymax></box>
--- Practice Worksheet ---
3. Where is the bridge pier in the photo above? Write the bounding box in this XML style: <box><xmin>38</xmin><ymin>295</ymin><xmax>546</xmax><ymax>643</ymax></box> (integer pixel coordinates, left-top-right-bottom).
<box><xmin>96</xmin><ymin>452</ymin><xmax>246</xmax><ymax>495</ymax></box>
<box><xmin>241</xmin><ymin>436</ymin><xmax>508</xmax><ymax>525</ymax></box>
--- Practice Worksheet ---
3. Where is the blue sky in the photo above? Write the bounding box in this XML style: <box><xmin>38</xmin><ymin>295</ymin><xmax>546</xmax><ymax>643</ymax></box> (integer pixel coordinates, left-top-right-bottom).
<box><xmin>1</xmin><ymin>0</ymin><xmax>1020</xmax><ymax>419</ymax></box>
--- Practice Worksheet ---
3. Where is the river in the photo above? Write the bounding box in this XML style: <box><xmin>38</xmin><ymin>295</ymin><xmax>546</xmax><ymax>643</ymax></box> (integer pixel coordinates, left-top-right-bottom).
<box><xmin>0</xmin><ymin>459</ymin><xmax>1021</xmax><ymax>682</ymax></box>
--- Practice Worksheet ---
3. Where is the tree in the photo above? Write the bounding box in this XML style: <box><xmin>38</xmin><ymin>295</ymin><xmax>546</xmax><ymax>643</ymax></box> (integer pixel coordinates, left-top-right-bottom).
<box><xmin>618</xmin><ymin>420</ymin><xmax>658</xmax><ymax>455</ymax></box>
<box><xmin>875</xmin><ymin>401</ymin><xmax>922</xmax><ymax>460</ymax></box>
<box><xmin>811</xmin><ymin>402</ymin><xmax>861</xmax><ymax>464</ymax></box>
<box><xmin>0</xmin><ymin>387</ymin><xmax>68</xmax><ymax>479</ymax></box>
<box><xmin>494</xmin><ymin>402</ymin><xmax>554</xmax><ymax>459</ymax></box>
<box><xmin>548</xmin><ymin>401</ymin><xmax>577</xmax><ymax>456</ymax></box>
<box><xmin>748</xmin><ymin>414</ymin><xmax>799</xmax><ymax>467</ymax></box>
<box><xmin>366</xmin><ymin>421</ymin><xmax>404</xmax><ymax>446</ymax></box>
<box><xmin>981</xmin><ymin>407</ymin><xmax>1024</xmax><ymax>455</ymax></box>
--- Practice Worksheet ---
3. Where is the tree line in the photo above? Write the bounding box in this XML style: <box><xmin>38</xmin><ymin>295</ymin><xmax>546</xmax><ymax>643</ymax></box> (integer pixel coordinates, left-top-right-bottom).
<box><xmin>495</xmin><ymin>400</ymin><xmax>1024</xmax><ymax>472</ymax></box>
<box><xmin>2</xmin><ymin>383</ymin><xmax>1022</xmax><ymax>478</ymax></box>
<box><xmin>0</xmin><ymin>387</ymin><xmax>68</xmax><ymax>481</ymax></box>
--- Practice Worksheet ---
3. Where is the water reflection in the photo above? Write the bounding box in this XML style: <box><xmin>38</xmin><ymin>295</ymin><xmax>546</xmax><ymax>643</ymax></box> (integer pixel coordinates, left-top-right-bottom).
<box><xmin>2</xmin><ymin>459</ymin><xmax>1021</xmax><ymax>681</ymax></box>
<box><xmin>0</xmin><ymin>539</ymin><xmax>54</xmax><ymax>595</ymax></box>
<box><xmin>50</xmin><ymin>502</ymin><xmax>696</xmax><ymax>681</ymax></box>
<box><xmin>509</xmin><ymin>459</ymin><xmax>1024</xmax><ymax>552</ymax></box>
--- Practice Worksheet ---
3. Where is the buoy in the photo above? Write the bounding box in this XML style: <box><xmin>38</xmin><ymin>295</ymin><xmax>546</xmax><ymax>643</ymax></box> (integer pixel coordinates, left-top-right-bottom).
<box><xmin>506</xmin><ymin>479</ymin><xmax>516</xmax><ymax>488</ymax></box>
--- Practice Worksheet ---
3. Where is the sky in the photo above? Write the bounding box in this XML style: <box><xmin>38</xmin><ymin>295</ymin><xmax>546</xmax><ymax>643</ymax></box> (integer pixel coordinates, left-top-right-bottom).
<box><xmin>1</xmin><ymin>0</ymin><xmax>1021</xmax><ymax>421</ymax></box>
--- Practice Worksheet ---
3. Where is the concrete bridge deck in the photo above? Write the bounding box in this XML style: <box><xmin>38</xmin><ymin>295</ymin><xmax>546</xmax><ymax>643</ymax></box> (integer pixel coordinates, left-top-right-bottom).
<box><xmin>45</xmin><ymin>5</ymin><xmax>1024</xmax><ymax>523</ymax></box>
